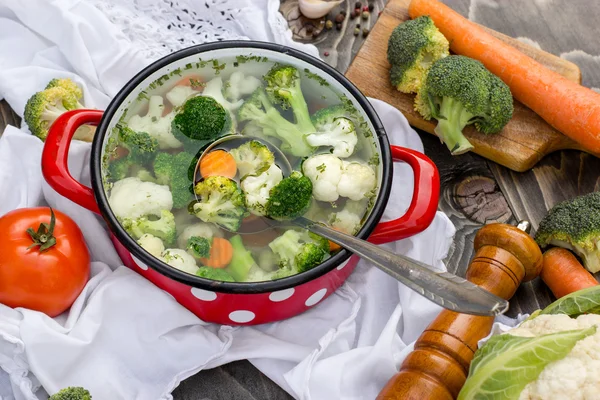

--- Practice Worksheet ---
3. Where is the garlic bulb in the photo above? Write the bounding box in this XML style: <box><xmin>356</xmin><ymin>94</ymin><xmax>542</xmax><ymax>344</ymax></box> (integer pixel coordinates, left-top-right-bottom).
<box><xmin>298</xmin><ymin>0</ymin><xmax>344</xmax><ymax>19</ymax></box>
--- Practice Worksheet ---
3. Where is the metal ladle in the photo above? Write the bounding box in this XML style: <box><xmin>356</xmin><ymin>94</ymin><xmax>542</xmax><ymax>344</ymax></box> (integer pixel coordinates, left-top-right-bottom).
<box><xmin>193</xmin><ymin>135</ymin><xmax>509</xmax><ymax>317</ymax></box>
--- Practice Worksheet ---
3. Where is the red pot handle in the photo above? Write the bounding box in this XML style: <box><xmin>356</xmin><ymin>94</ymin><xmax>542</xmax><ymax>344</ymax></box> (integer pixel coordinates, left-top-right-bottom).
<box><xmin>368</xmin><ymin>145</ymin><xmax>440</xmax><ymax>245</ymax></box>
<box><xmin>41</xmin><ymin>109</ymin><xmax>104</xmax><ymax>214</ymax></box>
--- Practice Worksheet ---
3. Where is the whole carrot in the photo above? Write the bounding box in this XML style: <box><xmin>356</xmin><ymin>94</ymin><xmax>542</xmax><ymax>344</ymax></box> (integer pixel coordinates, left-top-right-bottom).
<box><xmin>540</xmin><ymin>247</ymin><xmax>598</xmax><ymax>299</ymax></box>
<box><xmin>408</xmin><ymin>0</ymin><xmax>600</xmax><ymax>154</ymax></box>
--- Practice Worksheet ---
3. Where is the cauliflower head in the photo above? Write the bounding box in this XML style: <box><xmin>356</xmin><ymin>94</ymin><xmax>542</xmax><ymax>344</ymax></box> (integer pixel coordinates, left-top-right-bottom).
<box><xmin>166</xmin><ymin>85</ymin><xmax>199</xmax><ymax>108</ymax></box>
<box><xmin>241</xmin><ymin>163</ymin><xmax>283</xmax><ymax>216</ymax></box>
<box><xmin>302</xmin><ymin>155</ymin><xmax>377</xmax><ymax>203</ymax></box>
<box><xmin>338</xmin><ymin>161</ymin><xmax>377</xmax><ymax>201</ymax></box>
<box><xmin>512</xmin><ymin>314</ymin><xmax>600</xmax><ymax>400</ymax></box>
<box><xmin>127</xmin><ymin>95</ymin><xmax>182</xmax><ymax>149</ymax></box>
<box><xmin>138</xmin><ymin>233</ymin><xmax>165</xmax><ymax>258</ymax></box>
<box><xmin>161</xmin><ymin>248</ymin><xmax>199</xmax><ymax>275</ymax></box>
<box><xmin>306</xmin><ymin>117</ymin><xmax>358</xmax><ymax>158</ymax></box>
<box><xmin>176</xmin><ymin>222</ymin><xmax>222</xmax><ymax>249</ymax></box>
<box><xmin>302</xmin><ymin>154</ymin><xmax>344</xmax><ymax>202</ymax></box>
<box><xmin>108</xmin><ymin>177</ymin><xmax>173</xmax><ymax>219</ymax></box>
<box><xmin>224</xmin><ymin>71</ymin><xmax>262</xmax><ymax>102</ymax></box>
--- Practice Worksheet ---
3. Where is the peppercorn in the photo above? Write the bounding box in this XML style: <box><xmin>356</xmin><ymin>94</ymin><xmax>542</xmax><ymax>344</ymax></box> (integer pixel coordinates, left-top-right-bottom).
<box><xmin>352</xmin><ymin>8</ymin><xmax>361</xmax><ymax>19</ymax></box>
<box><xmin>356</xmin><ymin>23</ymin><xmax>361</xmax><ymax>28</ymax></box>
<box><xmin>324</xmin><ymin>51</ymin><xmax>330</xmax><ymax>56</ymax></box>
<box><xmin>325</xmin><ymin>20</ymin><xmax>333</xmax><ymax>30</ymax></box>
<box><xmin>335</xmin><ymin>13</ymin><xmax>345</xmax><ymax>23</ymax></box>
<box><xmin>306</xmin><ymin>25</ymin><xmax>314</xmax><ymax>35</ymax></box>
<box><xmin>336</xmin><ymin>22</ymin><xmax>342</xmax><ymax>30</ymax></box>
<box><xmin>354</xmin><ymin>27</ymin><xmax>360</xmax><ymax>36</ymax></box>
<box><xmin>362</xmin><ymin>5</ymin><xmax>369</xmax><ymax>11</ymax></box>
<box><xmin>362</xmin><ymin>10</ymin><xmax>369</xmax><ymax>19</ymax></box>
<box><xmin>340</xmin><ymin>10</ymin><xmax>347</xmax><ymax>16</ymax></box>
<box><xmin>362</xmin><ymin>28</ymin><xmax>370</xmax><ymax>37</ymax></box>
<box><xmin>355</xmin><ymin>1</ymin><xmax>362</xmax><ymax>8</ymax></box>
<box><xmin>368</xmin><ymin>3</ymin><xmax>374</xmax><ymax>11</ymax></box>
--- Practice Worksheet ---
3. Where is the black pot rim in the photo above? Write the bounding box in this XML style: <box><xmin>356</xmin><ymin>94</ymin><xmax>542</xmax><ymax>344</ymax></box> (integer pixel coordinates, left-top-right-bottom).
<box><xmin>90</xmin><ymin>40</ymin><xmax>392</xmax><ymax>294</ymax></box>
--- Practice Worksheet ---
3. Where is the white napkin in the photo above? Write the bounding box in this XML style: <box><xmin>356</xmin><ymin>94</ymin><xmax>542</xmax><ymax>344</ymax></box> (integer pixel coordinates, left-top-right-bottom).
<box><xmin>0</xmin><ymin>1</ymin><xmax>459</xmax><ymax>399</ymax></box>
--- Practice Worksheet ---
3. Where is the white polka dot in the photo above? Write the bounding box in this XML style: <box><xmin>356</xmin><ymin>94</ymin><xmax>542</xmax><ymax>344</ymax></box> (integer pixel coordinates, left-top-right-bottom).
<box><xmin>305</xmin><ymin>288</ymin><xmax>328</xmax><ymax>306</ymax></box>
<box><xmin>132</xmin><ymin>255</ymin><xmax>149</xmax><ymax>270</ymax></box>
<box><xmin>191</xmin><ymin>288</ymin><xmax>217</xmax><ymax>301</ymax></box>
<box><xmin>336</xmin><ymin>260</ymin><xmax>349</xmax><ymax>270</ymax></box>
<box><xmin>269</xmin><ymin>288</ymin><xmax>295</xmax><ymax>302</ymax></box>
<box><xmin>229</xmin><ymin>310</ymin><xmax>255</xmax><ymax>323</ymax></box>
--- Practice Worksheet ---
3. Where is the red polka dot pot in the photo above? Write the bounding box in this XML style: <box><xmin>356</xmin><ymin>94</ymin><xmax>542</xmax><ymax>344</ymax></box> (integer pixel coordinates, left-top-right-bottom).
<box><xmin>41</xmin><ymin>42</ymin><xmax>440</xmax><ymax>326</ymax></box>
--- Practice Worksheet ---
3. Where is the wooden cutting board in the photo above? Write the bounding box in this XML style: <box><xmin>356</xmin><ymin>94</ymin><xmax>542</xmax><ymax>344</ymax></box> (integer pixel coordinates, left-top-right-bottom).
<box><xmin>345</xmin><ymin>0</ymin><xmax>588</xmax><ymax>172</ymax></box>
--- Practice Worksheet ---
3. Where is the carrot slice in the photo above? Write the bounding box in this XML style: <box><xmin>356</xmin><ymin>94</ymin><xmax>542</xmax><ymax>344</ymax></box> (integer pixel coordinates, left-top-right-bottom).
<box><xmin>200</xmin><ymin>150</ymin><xmax>237</xmax><ymax>179</ymax></box>
<box><xmin>408</xmin><ymin>0</ymin><xmax>600</xmax><ymax>154</ymax></box>
<box><xmin>540</xmin><ymin>247</ymin><xmax>598</xmax><ymax>299</ymax></box>
<box><xmin>174</xmin><ymin>74</ymin><xmax>205</xmax><ymax>89</ymax></box>
<box><xmin>200</xmin><ymin>237</ymin><xmax>234</xmax><ymax>269</ymax></box>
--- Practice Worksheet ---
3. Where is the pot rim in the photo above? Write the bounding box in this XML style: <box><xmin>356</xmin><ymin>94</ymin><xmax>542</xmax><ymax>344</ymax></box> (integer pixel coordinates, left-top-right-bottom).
<box><xmin>90</xmin><ymin>40</ymin><xmax>392</xmax><ymax>294</ymax></box>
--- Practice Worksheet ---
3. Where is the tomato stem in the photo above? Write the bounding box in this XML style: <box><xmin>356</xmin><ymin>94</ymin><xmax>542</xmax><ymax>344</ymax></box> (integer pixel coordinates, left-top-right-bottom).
<box><xmin>26</xmin><ymin>208</ymin><xmax>57</xmax><ymax>252</ymax></box>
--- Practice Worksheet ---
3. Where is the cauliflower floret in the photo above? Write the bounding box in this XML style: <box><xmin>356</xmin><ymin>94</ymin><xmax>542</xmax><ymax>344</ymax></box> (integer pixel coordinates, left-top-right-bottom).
<box><xmin>108</xmin><ymin>177</ymin><xmax>173</xmax><ymax>220</ymax></box>
<box><xmin>306</xmin><ymin>117</ymin><xmax>358</xmax><ymax>158</ymax></box>
<box><xmin>137</xmin><ymin>234</ymin><xmax>165</xmax><ymax>258</ymax></box>
<box><xmin>127</xmin><ymin>95</ymin><xmax>182</xmax><ymax>149</ymax></box>
<box><xmin>224</xmin><ymin>71</ymin><xmax>262</xmax><ymax>102</ymax></box>
<box><xmin>161</xmin><ymin>248</ymin><xmax>198</xmax><ymax>275</ymax></box>
<box><xmin>166</xmin><ymin>85</ymin><xmax>199</xmax><ymax>108</ymax></box>
<box><xmin>176</xmin><ymin>222</ymin><xmax>222</xmax><ymax>249</ymax></box>
<box><xmin>328</xmin><ymin>200</ymin><xmax>367</xmax><ymax>235</ymax></box>
<box><xmin>302</xmin><ymin>154</ymin><xmax>344</xmax><ymax>202</ymax></box>
<box><xmin>338</xmin><ymin>161</ymin><xmax>376</xmax><ymax>201</ymax></box>
<box><xmin>240</xmin><ymin>163</ymin><xmax>283</xmax><ymax>216</ymax></box>
<box><xmin>512</xmin><ymin>314</ymin><xmax>600</xmax><ymax>400</ymax></box>
<box><xmin>202</xmin><ymin>77</ymin><xmax>243</xmax><ymax>112</ymax></box>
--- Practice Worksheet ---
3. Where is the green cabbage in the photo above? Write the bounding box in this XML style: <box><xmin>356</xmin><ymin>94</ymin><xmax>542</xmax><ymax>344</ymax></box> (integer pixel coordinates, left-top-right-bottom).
<box><xmin>537</xmin><ymin>285</ymin><xmax>600</xmax><ymax>317</ymax></box>
<box><xmin>458</xmin><ymin>326</ymin><xmax>596</xmax><ymax>400</ymax></box>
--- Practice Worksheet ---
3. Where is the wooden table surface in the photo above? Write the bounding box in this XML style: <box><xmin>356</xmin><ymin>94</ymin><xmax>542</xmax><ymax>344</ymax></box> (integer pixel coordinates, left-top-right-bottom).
<box><xmin>1</xmin><ymin>1</ymin><xmax>598</xmax><ymax>399</ymax></box>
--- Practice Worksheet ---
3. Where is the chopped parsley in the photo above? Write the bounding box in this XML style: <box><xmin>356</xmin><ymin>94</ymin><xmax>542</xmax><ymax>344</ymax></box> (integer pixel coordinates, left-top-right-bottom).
<box><xmin>316</xmin><ymin>163</ymin><xmax>326</xmax><ymax>173</ymax></box>
<box><xmin>303</xmin><ymin>68</ymin><xmax>329</xmax><ymax>86</ymax></box>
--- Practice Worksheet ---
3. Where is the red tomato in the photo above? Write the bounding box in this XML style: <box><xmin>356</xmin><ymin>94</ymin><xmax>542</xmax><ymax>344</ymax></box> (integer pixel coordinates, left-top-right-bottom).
<box><xmin>0</xmin><ymin>207</ymin><xmax>90</xmax><ymax>317</ymax></box>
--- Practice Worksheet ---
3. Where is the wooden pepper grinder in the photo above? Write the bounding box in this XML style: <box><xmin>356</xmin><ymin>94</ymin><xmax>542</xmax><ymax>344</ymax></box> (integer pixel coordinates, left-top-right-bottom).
<box><xmin>377</xmin><ymin>222</ymin><xmax>543</xmax><ymax>400</ymax></box>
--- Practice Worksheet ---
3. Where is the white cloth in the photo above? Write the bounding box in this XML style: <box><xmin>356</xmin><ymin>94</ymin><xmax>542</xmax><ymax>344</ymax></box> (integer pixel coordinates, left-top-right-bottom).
<box><xmin>0</xmin><ymin>1</ymin><xmax>462</xmax><ymax>399</ymax></box>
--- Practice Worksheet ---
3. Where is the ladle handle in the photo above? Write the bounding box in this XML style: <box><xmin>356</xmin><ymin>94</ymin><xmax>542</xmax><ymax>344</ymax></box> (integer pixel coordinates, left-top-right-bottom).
<box><xmin>299</xmin><ymin>218</ymin><xmax>508</xmax><ymax>317</ymax></box>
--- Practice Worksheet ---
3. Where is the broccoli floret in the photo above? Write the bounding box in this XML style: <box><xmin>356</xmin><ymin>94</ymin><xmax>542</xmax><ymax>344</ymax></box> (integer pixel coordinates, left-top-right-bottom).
<box><xmin>190</xmin><ymin>176</ymin><xmax>249</xmax><ymax>232</ymax></box>
<box><xmin>535</xmin><ymin>191</ymin><xmax>600</xmax><ymax>273</ymax></box>
<box><xmin>414</xmin><ymin>55</ymin><xmax>513</xmax><ymax>155</ymax></box>
<box><xmin>46</xmin><ymin>78</ymin><xmax>84</xmax><ymax>101</ymax></box>
<box><xmin>196</xmin><ymin>266</ymin><xmax>236</xmax><ymax>282</ymax></box>
<box><xmin>269</xmin><ymin>229</ymin><xmax>329</xmax><ymax>273</ymax></box>
<box><xmin>264</xmin><ymin>64</ymin><xmax>315</xmax><ymax>134</ymax></box>
<box><xmin>117</xmin><ymin>125</ymin><xmax>159</xmax><ymax>163</ymax></box>
<box><xmin>265</xmin><ymin>171</ymin><xmax>313</xmax><ymax>220</ymax></box>
<box><xmin>121</xmin><ymin>209</ymin><xmax>177</xmax><ymax>245</ymax></box>
<box><xmin>24</xmin><ymin>85</ymin><xmax>95</xmax><ymax>142</ymax></box>
<box><xmin>226</xmin><ymin>235</ymin><xmax>257</xmax><ymax>281</ymax></box>
<box><xmin>107</xmin><ymin>157</ymin><xmax>131</xmax><ymax>181</ymax></box>
<box><xmin>229</xmin><ymin>140</ymin><xmax>275</xmax><ymax>178</ymax></box>
<box><xmin>49</xmin><ymin>387</ymin><xmax>91</xmax><ymax>400</ymax></box>
<box><xmin>186</xmin><ymin>236</ymin><xmax>211</xmax><ymax>258</ymax></box>
<box><xmin>105</xmin><ymin>126</ymin><xmax>159</xmax><ymax>182</ymax></box>
<box><xmin>171</xmin><ymin>95</ymin><xmax>232</xmax><ymax>149</ymax></box>
<box><xmin>306</xmin><ymin>106</ymin><xmax>358</xmax><ymax>158</ymax></box>
<box><xmin>237</xmin><ymin>87</ymin><xmax>314</xmax><ymax>157</ymax></box>
<box><xmin>153</xmin><ymin>151</ymin><xmax>196</xmax><ymax>208</ymax></box>
<box><xmin>387</xmin><ymin>16</ymin><xmax>450</xmax><ymax>94</ymax></box>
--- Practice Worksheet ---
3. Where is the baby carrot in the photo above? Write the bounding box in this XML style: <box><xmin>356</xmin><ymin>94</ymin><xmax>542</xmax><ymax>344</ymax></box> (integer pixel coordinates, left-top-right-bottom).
<box><xmin>408</xmin><ymin>0</ymin><xmax>600</xmax><ymax>153</ymax></box>
<box><xmin>200</xmin><ymin>237</ymin><xmax>234</xmax><ymax>269</ymax></box>
<box><xmin>540</xmin><ymin>247</ymin><xmax>598</xmax><ymax>299</ymax></box>
<box><xmin>200</xmin><ymin>150</ymin><xmax>237</xmax><ymax>179</ymax></box>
